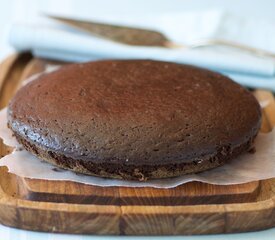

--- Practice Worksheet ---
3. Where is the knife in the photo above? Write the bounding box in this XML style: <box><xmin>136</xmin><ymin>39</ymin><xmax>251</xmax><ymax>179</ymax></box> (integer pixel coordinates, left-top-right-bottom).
<box><xmin>44</xmin><ymin>14</ymin><xmax>171</xmax><ymax>47</ymax></box>
<box><xmin>44</xmin><ymin>14</ymin><xmax>275</xmax><ymax>58</ymax></box>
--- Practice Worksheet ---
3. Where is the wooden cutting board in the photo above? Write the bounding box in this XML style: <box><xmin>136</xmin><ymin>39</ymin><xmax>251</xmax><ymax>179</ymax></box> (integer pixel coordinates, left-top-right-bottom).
<box><xmin>0</xmin><ymin>53</ymin><xmax>274</xmax><ymax>235</ymax></box>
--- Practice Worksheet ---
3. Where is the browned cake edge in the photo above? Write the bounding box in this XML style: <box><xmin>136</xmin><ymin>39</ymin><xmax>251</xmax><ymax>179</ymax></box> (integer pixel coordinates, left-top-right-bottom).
<box><xmin>13</xmin><ymin>132</ymin><xmax>257</xmax><ymax>181</ymax></box>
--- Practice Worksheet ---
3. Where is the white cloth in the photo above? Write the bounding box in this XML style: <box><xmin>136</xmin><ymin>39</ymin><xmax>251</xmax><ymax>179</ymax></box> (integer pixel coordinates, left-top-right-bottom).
<box><xmin>8</xmin><ymin>10</ymin><xmax>275</xmax><ymax>90</ymax></box>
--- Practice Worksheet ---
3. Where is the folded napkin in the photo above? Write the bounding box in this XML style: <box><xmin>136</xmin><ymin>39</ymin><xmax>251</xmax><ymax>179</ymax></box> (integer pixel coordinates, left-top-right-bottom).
<box><xmin>8</xmin><ymin>10</ymin><xmax>275</xmax><ymax>90</ymax></box>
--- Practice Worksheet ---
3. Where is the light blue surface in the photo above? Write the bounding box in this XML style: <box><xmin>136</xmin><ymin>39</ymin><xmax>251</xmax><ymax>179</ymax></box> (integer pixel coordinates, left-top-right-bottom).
<box><xmin>0</xmin><ymin>0</ymin><xmax>275</xmax><ymax>239</ymax></box>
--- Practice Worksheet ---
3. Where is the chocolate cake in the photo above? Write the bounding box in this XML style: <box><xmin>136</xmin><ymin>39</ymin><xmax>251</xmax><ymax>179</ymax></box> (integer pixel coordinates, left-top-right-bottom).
<box><xmin>7</xmin><ymin>60</ymin><xmax>262</xmax><ymax>181</ymax></box>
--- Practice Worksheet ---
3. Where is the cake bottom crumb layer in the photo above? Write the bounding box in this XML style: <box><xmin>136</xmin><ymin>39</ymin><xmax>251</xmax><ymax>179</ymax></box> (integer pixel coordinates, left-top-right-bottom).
<box><xmin>14</xmin><ymin>133</ymin><xmax>256</xmax><ymax>181</ymax></box>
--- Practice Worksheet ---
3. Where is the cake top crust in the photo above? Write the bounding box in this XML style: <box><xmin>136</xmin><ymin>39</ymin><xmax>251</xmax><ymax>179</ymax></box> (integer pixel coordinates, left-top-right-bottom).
<box><xmin>8</xmin><ymin>60</ymin><xmax>261</xmax><ymax>166</ymax></box>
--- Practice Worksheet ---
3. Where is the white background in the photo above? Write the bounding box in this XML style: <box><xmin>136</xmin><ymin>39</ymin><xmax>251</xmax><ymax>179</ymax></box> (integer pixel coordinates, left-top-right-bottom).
<box><xmin>0</xmin><ymin>0</ymin><xmax>275</xmax><ymax>239</ymax></box>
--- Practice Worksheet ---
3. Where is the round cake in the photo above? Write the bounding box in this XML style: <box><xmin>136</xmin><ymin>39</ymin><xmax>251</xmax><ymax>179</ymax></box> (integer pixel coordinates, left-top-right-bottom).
<box><xmin>7</xmin><ymin>60</ymin><xmax>261</xmax><ymax>181</ymax></box>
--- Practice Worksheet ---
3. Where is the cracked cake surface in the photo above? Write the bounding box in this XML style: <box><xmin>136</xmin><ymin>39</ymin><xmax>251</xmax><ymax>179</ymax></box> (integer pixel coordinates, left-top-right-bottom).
<box><xmin>7</xmin><ymin>60</ymin><xmax>262</xmax><ymax>181</ymax></box>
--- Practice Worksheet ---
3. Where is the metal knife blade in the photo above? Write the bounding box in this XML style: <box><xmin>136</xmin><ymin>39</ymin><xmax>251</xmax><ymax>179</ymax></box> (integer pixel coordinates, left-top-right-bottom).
<box><xmin>44</xmin><ymin>14</ymin><xmax>170</xmax><ymax>47</ymax></box>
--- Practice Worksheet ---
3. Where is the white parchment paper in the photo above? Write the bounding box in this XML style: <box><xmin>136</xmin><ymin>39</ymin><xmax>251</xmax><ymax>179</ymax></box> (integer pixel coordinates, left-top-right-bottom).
<box><xmin>1</xmin><ymin>107</ymin><xmax>275</xmax><ymax>188</ymax></box>
<box><xmin>1</xmin><ymin>65</ymin><xmax>275</xmax><ymax>188</ymax></box>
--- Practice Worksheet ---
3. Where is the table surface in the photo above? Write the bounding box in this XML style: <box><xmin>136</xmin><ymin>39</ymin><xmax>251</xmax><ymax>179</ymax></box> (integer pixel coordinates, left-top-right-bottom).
<box><xmin>0</xmin><ymin>0</ymin><xmax>275</xmax><ymax>238</ymax></box>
